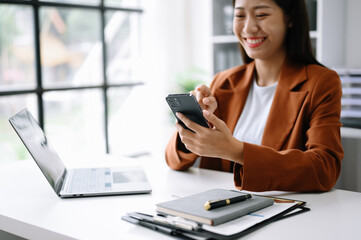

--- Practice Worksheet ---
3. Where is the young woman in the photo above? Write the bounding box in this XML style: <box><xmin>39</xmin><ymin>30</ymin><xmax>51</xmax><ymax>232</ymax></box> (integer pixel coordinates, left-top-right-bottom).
<box><xmin>165</xmin><ymin>0</ymin><xmax>343</xmax><ymax>192</ymax></box>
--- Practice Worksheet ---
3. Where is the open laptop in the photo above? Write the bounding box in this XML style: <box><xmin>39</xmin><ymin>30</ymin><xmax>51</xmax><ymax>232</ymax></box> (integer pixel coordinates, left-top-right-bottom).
<box><xmin>9</xmin><ymin>108</ymin><xmax>152</xmax><ymax>198</ymax></box>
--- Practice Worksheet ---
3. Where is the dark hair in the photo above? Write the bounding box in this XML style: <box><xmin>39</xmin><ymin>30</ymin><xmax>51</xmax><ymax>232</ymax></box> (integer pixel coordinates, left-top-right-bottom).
<box><xmin>232</xmin><ymin>0</ymin><xmax>322</xmax><ymax>66</ymax></box>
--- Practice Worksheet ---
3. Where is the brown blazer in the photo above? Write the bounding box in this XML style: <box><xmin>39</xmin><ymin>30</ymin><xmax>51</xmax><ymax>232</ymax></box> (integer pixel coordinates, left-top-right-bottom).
<box><xmin>165</xmin><ymin>61</ymin><xmax>344</xmax><ymax>192</ymax></box>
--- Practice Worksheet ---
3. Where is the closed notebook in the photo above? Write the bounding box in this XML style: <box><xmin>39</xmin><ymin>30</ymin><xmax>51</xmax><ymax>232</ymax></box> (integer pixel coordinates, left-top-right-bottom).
<box><xmin>156</xmin><ymin>189</ymin><xmax>274</xmax><ymax>226</ymax></box>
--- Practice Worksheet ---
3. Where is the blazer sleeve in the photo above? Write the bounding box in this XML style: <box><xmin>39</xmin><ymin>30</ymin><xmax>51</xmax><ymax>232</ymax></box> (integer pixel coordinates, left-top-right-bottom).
<box><xmin>165</xmin><ymin>132</ymin><xmax>199</xmax><ymax>170</ymax></box>
<box><xmin>234</xmin><ymin>70</ymin><xmax>344</xmax><ymax>192</ymax></box>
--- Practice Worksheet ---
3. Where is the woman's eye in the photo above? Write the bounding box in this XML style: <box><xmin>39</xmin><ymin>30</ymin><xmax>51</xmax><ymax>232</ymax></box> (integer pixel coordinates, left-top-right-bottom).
<box><xmin>256</xmin><ymin>14</ymin><xmax>269</xmax><ymax>18</ymax></box>
<box><xmin>235</xmin><ymin>14</ymin><xmax>245</xmax><ymax>18</ymax></box>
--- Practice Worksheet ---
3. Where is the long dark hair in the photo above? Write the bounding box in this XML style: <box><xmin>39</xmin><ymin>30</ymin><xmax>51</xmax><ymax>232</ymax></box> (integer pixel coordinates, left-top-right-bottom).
<box><xmin>232</xmin><ymin>0</ymin><xmax>322</xmax><ymax>66</ymax></box>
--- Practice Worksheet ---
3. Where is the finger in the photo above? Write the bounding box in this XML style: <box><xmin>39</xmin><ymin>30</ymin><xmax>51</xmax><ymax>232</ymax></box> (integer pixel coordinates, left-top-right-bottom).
<box><xmin>196</xmin><ymin>85</ymin><xmax>211</xmax><ymax>95</ymax></box>
<box><xmin>195</xmin><ymin>91</ymin><xmax>205</xmax><ymax>106</ymax></box>
<box><xmin>175</xmin><ymin>122</ymin><xmax>196</xmax><ymax>149</ymax></box>
<box><xmin>195</xmin><ymin>85</ymin><xmax>211</xmax><ymax>110</ymax></box>
<box><xmin>203</xmin><ymin>97</ymin><xmax>217</xmax><ymax>112</ymax></box>
<box><xmin>175</xmin><ymin>120</ymin><xmax>191</xmax><ymax>135</ymax></box>
<box><xmin>195</xmin><ymin>85</ymin><xmax>211</xmax><ymax>98</ymax></box>
<box><xmin>175</xmin><ymin>121</ymin><xmax>184</xmax><ymax>132</ymax></box>
<box><xmin>176</xmin><ymin>112</ymin><xmax>203</xmax><ymax>133</ymax></box>
<box><xmin>202</xmin><ymin>110</ymin><xmax>227</xmax><ymax>131</ymax></box>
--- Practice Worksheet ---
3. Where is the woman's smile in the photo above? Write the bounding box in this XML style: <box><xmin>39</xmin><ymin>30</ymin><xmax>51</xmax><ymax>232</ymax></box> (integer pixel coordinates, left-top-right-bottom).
<box><xmin>244</xmin><ymin>37</ymin><xmax>267</xmax><ymax>48</ymax></box>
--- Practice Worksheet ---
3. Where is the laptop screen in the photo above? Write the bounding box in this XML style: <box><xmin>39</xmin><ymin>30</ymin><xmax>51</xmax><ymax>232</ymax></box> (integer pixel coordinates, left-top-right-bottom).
<box><xmin>9</xmin><ymin>109</ymin><xmax>66</xmax><ymax>194</ymax></box>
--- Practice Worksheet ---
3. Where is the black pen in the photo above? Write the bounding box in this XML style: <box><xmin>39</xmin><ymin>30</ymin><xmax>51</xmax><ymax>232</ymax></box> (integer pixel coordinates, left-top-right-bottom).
<box><xmin>204</xmin><ymin>194</ymin><xmax>253</xmax><ymax>210</ymax></box>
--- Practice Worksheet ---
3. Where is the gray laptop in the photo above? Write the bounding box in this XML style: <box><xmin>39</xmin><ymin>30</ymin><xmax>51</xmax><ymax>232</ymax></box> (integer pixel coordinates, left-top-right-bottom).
<box><xmin>9</xmin><ymin>108</ymin><xmax>152</xmax><ymax>198</ymax></box>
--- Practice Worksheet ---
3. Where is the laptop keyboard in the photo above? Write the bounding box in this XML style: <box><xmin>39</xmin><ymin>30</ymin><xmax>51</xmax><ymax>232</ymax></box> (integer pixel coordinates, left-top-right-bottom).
<box><xmin>67</xmin><ymin>168</ymin><xmax>112</xmax><ymax>193</ymax></box>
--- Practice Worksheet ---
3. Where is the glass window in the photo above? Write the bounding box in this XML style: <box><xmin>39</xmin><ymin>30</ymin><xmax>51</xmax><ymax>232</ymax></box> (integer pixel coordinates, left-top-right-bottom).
<box><xmin>0</xmin><ymin>95</ymin><xmax>37</xmax><ymax>163</ymax></box>
<box><xmin>40</xmin><ymin>0</ymin><xmax>101</xmax><ymax>6</ymax></box>
<box><xmin>105</xmin><ymin>0</ymin><xmax>141</xmax><ymax>9</ymax></box>
<box><xmin>0</xmin><ymin>5</ymin><xmax>36</xmax><ymax>91</ymax></box>
<box><xmin>40</xmin><ymin>7</ymin><xmax>103</xmax><ymax>88</ymax></box>
<box><xmin>0</xmin><ymin>1</ymin><xmax>143</xmax><ymax>163</ymax></box>
<box><xmin>43</xmin><ymin>89</ymin><xmax>105</xmax><ymax>157</ymax></box>
<box><xmin>105</xmin><ymin>11</ymin><xmax>141</xmax><ymax>84</ymax></box>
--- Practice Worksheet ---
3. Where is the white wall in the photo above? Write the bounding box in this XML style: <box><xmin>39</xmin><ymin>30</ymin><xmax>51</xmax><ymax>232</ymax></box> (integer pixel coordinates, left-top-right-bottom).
<box><xmin>321</xmin><ymin>0</ymin><xmax>361</xmax><ymax>68</ymax></box>
<box><xmin>320</xmin><ymin>0</ymin><xmax>346</xmax><ymax>67</ymax></box>
<box><xmin>345</xmin><ymin>0</ymin><xmax>361</xmax><ymax>68</ymax></box>
<box><xmin>138</xmin><ymin>0</ymin><xmax>193</xmax><ymax>156</ymax></box>
<box><xmin>185</xmin><ymin>0</ymin><xmax>213</xmax><ymax>79</ymax></box>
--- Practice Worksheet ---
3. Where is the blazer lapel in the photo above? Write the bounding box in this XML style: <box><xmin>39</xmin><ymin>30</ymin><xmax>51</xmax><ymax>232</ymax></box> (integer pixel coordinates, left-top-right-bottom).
<box><xmin>262</xmin><ymin>62</ymin><xmax>309</xmax><ymax>150</ymax></box>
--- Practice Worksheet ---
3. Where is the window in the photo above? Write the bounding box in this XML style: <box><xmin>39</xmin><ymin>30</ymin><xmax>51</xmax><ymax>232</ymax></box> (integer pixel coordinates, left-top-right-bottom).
<box><xmin>0</xmin><ymin>0</ymin><xmax>143</xmax><ymax>163</ymax></box>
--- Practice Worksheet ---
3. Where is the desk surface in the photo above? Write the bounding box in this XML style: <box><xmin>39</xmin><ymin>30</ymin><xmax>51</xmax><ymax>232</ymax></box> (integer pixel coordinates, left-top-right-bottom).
<box><xmin>1</xmin><ymin>155</ymin><xmax>361</xmax><ymax>240</ymax></box>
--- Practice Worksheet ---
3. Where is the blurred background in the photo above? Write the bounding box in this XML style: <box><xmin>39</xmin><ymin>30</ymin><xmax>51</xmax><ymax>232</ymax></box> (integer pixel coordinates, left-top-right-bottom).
<box><xmin>0</xmin><ymin>0</ymin><xmax>361</xmax><ymax>192</ymax></box>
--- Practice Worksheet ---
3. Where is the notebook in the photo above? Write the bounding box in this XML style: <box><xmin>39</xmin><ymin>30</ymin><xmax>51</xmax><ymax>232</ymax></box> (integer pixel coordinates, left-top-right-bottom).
<box><xmin>156</xmin><ymin>189</ymin><xmax>274</xmax><ymax>226</ymax></box>
<box><xmin>8</xmin><ymin>108</ymin><xmax>152</xmax><ymax>198</ymax></box>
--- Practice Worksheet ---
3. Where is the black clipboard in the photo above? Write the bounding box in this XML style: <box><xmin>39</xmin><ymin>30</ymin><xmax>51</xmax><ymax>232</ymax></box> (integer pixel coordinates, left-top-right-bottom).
<box><xmin>122</xmin><ymin>196</ymin><xmax>310</xmax><ymax>240</ymax></box>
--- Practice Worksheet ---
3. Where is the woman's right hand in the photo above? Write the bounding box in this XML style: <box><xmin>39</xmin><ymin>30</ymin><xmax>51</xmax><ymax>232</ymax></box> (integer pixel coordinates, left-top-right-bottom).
<box><xmin>191</xmin><ymin>85</ymin><xmax>217</xmax><ymax>114</ymax></box>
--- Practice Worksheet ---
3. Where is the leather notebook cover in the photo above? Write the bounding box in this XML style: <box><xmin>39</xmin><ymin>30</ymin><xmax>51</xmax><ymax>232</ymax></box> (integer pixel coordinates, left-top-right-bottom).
<box><xmin>156</xmin><ymin>189</ymin><xmax>274</xmax><ymax>226</ymax></box>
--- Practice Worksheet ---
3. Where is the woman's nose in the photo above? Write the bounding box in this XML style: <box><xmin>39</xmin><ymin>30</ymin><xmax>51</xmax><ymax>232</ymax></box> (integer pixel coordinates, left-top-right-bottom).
<box><xmin>243</xmin><ymin>16</ymin><xmax>259</xmax><ymax>34</ymax></box>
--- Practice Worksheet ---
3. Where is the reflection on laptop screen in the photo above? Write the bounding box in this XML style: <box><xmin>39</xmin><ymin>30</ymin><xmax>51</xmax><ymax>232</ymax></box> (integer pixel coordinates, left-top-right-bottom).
<box><xmin>9</xmin><ymin>109</ymin><xmax>66</xmax><ymax>192</ymax></box>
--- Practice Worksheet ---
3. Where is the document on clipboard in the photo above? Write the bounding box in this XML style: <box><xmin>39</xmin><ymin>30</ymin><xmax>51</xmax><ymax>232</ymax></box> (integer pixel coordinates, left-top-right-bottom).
<box><xmin>201</xmin><ymin>199</ymin><xmax>307</xmax><ymax>236</ymax></box>
<box><xmin>122</xmin><ymin>191</ymin><xmax>310</xmax><ymax>240</ymax></box>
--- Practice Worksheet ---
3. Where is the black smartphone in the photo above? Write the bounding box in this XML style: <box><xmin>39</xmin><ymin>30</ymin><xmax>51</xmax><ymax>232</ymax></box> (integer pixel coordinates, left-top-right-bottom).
<box><xmin>166</xmin><ymin>93</ymin><xmax>209</xmax><ymax>131</ymax></box>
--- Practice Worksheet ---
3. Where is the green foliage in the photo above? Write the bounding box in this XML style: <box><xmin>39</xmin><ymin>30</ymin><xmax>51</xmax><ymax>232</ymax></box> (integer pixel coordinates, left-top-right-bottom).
<box><xmin>176</xmin><ymin>66</ymin><xmax>209</xmax><ymax>93</ymax></box>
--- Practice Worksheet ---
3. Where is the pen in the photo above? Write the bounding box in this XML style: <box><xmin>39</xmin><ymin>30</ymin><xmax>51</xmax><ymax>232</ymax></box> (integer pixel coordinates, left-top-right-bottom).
<box><xmin>204</xmin><ymin>194</ymin><xmax>253</xmax><ymax>210</ymax></box>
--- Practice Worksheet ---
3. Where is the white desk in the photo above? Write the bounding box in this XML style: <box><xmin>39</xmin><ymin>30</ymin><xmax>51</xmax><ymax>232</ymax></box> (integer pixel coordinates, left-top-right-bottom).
<box><xmin>341</xmin><ymin>127</ymin><xmax>361</xmax><ymax>139</ymax></box>
<box><xmin>0</xmin><ymin>156</ymin><xmax>361</xmax><ymax>240</ymax></box>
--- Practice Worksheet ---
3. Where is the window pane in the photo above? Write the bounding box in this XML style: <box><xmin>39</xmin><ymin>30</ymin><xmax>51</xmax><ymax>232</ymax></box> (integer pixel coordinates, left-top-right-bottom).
<box><xmin>44</xmin><ymin>90</ymin><xmax>105</xmax><ymax>159</ymax></box>
<box><xmin>0</xmin><ymin>94</ymin><xmax>37</xmax><ymax>163</ymax></box>
<box><xmin>105</xmin><ymin>11</ymin><xmax>141</xmax><ymax>84</ymax></box>
<box><xmin>105</xmin><ymin>0</ymin><xmax>141</xmax><ymax>8</ymax></box>
<box><xmin>108</xmin><ymin>85</ymin><xmax>154</xmax><ymax>156</ymax></box>
<box><xmin>40</xmin><ymin>7</ymin><xmax>103</xmax><ymax>88</ymax></box>
<box><xmin>39</xmin><ymin>0</ymin><xmax>101</xmax><ymax>6</ymax></box>
<box><xmin>0</xmin><ymin>5</ymin><xmax>36</xmax><ymax>91</ymax></box>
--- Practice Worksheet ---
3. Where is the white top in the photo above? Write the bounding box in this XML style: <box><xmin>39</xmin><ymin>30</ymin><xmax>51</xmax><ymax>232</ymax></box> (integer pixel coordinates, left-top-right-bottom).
<box><xmin>233</xmin><ymin>79</ymin><xmax>277</xmax><ymax>145</ymax></box>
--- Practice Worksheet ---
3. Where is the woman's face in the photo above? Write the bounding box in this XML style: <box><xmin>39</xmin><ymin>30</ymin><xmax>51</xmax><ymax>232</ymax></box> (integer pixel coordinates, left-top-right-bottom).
<box><xmin>233</xmin><ymin>0</ymin><xmax>288</xmax><ymax>61</ymax></box>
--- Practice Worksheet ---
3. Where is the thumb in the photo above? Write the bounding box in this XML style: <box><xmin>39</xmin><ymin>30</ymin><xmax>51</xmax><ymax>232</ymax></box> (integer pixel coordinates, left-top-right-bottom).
<box><xmin>203</xmin><ymin>110</ymin><xmax>227</xmax><ymax>131</ymax></box>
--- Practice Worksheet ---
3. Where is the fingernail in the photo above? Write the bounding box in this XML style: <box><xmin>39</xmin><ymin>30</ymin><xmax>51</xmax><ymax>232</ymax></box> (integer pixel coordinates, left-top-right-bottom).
<box><xmin>203</xmin><ymin>110</ymin><xmax>209</xmax><ymax>117</ymax></box>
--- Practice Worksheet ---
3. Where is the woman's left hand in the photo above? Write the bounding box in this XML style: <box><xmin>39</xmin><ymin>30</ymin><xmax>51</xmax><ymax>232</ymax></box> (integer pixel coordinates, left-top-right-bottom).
<box><xmin>175</xmin><ymin>110</ymin><xmax>244</xmax><ymax>164</ymax></box>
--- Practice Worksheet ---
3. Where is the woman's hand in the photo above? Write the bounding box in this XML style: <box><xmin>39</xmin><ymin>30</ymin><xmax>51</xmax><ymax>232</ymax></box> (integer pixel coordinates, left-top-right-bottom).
<box><xmin>191</xmin><ymin>85</ymin><xmax>217</xmax><ymax>114</ymax></box>
<box><xmin>175</xmin><ymin>110</ymin><xmax>244</xmax><ymax>164</ymax></box>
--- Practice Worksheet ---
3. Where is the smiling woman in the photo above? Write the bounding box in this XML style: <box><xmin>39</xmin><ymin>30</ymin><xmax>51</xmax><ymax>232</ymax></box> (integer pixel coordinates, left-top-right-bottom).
<box><xmin>165</xmin><ymin>0</ymin><xmax>344</xmax><ymax>192</ymax></box>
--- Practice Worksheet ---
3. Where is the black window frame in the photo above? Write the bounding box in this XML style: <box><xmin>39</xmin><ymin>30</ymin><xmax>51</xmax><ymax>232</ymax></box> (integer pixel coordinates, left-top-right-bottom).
<box><xmin>0</xmin><ymin>0</ymin><xmax>144</xmax><ymax>153</ymax></box>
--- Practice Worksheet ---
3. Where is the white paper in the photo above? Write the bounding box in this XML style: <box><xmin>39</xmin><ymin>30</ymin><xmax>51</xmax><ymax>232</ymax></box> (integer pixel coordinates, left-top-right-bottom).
<box><xmin>202</xmin><ymin>202</ymin><xmax>298</xmax><ymax>236</ymax></box>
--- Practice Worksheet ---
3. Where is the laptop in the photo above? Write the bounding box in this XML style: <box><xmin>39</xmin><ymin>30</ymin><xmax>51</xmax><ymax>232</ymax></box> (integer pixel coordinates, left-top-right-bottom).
<box><xmin>9</xmin><ymin>108</ymin><xmax>152</xmax><ymax>198</ymax></box>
